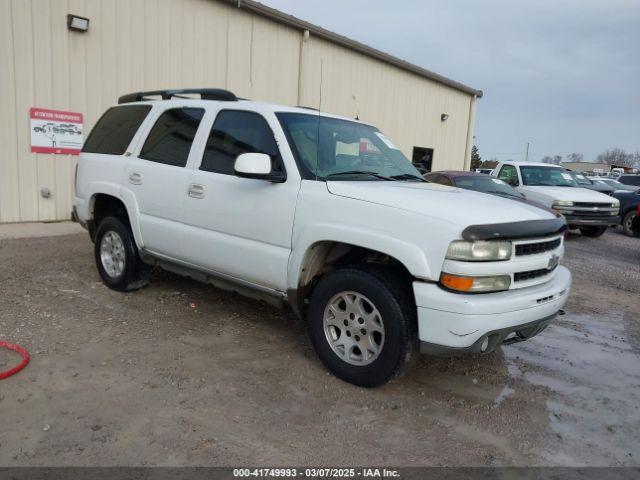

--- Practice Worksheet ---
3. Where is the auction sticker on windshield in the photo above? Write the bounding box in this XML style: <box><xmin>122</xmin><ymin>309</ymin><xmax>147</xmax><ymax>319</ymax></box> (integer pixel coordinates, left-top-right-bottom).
<box><xmin>30</xmin><ymin>107</ymin><xmax>84</xmax><ymax>155</ymax></box>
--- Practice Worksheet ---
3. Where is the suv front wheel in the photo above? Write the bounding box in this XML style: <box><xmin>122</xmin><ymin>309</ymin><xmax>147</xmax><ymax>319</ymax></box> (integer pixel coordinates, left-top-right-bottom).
<box><xmin>94</xmin><ymin>216</ymin><xmax>151</xmax><ymax>292</ymax></box>
<box><xmin>622</xmin><ymin>211</ymin><xmax>638</xmax><ymax>237</ymax></box>
<box><xmin>307</xmin><ymin>267</ymin><xmax>413</xmax><ymax>387</ymax></box>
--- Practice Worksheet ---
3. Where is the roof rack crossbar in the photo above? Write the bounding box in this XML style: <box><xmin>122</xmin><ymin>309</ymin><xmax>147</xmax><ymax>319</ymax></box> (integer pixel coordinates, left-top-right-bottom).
<box><xmin>118</xmin><ymin>88</ymin><xmax>238</xmax><ymax>104</ymax></box>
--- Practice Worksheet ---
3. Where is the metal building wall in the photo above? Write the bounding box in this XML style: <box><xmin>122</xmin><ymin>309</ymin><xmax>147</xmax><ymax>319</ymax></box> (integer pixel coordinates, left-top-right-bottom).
<box><xmin>0</xmin><ymin>0</ymin><xmax>477</xmax><ymax>223</ymax></box>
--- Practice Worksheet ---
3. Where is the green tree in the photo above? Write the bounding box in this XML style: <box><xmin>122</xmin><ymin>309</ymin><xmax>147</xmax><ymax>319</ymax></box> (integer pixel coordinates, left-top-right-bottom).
<box><xmin>470</xmin><ymin>145</ymin><xmax>482</xmax><ymax>170</ymax></box>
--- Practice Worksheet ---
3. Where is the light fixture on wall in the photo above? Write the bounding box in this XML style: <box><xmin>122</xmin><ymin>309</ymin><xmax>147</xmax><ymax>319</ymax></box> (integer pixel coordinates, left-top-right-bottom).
<box><xmin>67</xmin><ymin>14</ymin><xmax>90</xmax><ymax>32</ymax></box>
<box><xmin>441</xmin><ymin>113</ymin><xmax>449</xmax><ymax>122</ymax></box>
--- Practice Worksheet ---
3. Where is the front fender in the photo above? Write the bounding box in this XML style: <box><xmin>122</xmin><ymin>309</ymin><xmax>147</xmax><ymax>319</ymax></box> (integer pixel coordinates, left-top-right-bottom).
<box><xmin>287</xmin><ymin>223</ymin><xmax>433</xmax><ymax>291</ymax></box>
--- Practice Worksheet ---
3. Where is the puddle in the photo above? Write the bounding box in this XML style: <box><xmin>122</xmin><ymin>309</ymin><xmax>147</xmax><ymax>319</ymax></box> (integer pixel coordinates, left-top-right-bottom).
<box><xmin>504</xmin><ymin>312</ymin><xmax>640</xmax><ymax>465</ymax></box>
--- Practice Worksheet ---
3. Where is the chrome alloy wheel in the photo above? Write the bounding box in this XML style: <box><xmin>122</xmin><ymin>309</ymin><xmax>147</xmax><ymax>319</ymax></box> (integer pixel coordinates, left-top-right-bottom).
<box><xmin>100</xmin><ymin>231</ymin><xmax>126</xmax><ymax>278</ymax></box>
<box><xmin>323</xmin><ymin>291</ymin><xmax>385</xmax><ymax>366</ymax></box>
<box><xmin>624</xmin><ymin>212</ymin><xmax>637</xmax><ymax>234</ymax></box>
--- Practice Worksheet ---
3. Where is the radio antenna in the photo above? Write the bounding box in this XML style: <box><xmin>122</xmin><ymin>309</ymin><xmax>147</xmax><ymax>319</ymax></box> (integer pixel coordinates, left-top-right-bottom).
<box><xmin>315</xmin><ymin>59</ymin><xmax>323</xmax><ymax>180</ymax></box>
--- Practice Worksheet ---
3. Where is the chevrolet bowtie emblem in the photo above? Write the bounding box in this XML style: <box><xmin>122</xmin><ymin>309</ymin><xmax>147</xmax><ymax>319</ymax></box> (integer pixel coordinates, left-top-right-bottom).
<box><xmin>548</xmin><ymin>254</ymin><xmax>560</xmax><ymax>270</ymax></box>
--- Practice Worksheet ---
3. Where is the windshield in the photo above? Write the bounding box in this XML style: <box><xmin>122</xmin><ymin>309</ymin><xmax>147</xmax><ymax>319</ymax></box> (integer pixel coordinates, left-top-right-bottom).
<box><xmin>455</xmin><ymin>176</ymin><xmax>524</xmax><ymax>198</ymax></box>
<box><xmin>277</xmin><ymin>113</ymin><xmax>422</xmax><ymax>181</ymax></box>
<box><xmin>570</xmin><ymin>172</ymin><xmax>594</xmax><ymax>186</ymax></box>
<box><xmin>521</xmin><ymin>166</ymin><xmax>578</xmax><ymax>187</ymax></box>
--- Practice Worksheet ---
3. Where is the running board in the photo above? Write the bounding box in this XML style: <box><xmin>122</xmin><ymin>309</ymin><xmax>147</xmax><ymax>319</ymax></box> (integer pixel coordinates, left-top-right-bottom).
<box><xmin>140</xmin><ymin>250</ymin><xmax>287</xmax><ymax>309</ymax></box>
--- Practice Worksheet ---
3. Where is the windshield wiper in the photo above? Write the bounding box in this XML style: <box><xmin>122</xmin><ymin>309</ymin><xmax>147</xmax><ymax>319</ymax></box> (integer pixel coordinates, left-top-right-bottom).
<box><xmin>389</xmin><ymin>173</ymin><xmax>426</xmax><ymax>182</ymax></box>
<box><xmin>324</xmin><ymin>171</ymin><xmax>393</xmax><ymax>181</ymax></box>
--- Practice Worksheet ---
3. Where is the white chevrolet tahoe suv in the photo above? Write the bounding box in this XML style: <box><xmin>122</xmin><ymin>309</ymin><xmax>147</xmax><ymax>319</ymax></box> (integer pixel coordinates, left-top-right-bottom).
<box><xmin>493</xmin><ymin>161</ymin><xmax>620</xmax><ymax>238</ymax></box>
<box><xmin>74</xmin><ymin>89</ymin><xmax>572</xmax><ymax>387</ymax></box>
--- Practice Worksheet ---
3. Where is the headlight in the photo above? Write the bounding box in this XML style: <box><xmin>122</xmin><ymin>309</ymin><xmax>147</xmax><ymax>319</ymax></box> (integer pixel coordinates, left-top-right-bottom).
<box><xmin>446</xmin><ymin>240</ymin><xmax>512</xmax><ymax>261</ymax></box>
<box><xmin>440</xmin><ymin>273</ymin><xmax>511</xmax><ymax>293</ymax></box>
<box><xmin>553</xmin><ymin>201</ymin><xmax>574</xmax><ymax>207</ymax></box>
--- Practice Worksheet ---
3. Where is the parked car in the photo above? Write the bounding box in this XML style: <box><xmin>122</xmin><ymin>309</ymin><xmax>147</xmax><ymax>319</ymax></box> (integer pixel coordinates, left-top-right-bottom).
<box><xmin>614</xmin><ymin>190</ymin><xmax>640</xmax><ymax>237</ymax></box>
<box><xmin>74</xmin><ymin>88</ymin><xmax>572</xmax><ymax>387</ymax></box>
<box><xmin>593</xmin><ymin>177</ymin><xmax>638</xmax><ymax>193</ymax></box>
<box><xmin>492</xmin><ymin>161</ymin><xmax>620</xmax><ymax>238</ymax></box>
<box><xmin>566</xmin><ymin>171</ymin><xmax>615</xmax><ymax>196</ymax></box>
<box><xmin>425</xmin><ymin>171</ymin><xmax>554</xmax><ymax>212</ymax></box>
<box><xmin>619</xmin><ymin>174</ymin><xmax>640</xmax><ymax>188</ymax></box>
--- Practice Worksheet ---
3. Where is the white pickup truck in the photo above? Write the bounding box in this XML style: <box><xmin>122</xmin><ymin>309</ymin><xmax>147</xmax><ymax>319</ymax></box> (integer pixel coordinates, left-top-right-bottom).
<box><xmin>74</xmin><ymin>89</ymin><xmax>572</xmax><ymax>387</ymax></box>
<box><xmin>492</xmin><ymin>161</ymin><xmax>620</xmax><ymax>238</ymax></box>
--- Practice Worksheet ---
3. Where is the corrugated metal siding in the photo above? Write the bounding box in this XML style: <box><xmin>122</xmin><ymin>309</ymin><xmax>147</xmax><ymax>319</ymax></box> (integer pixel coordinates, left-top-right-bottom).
<box><xmin>299</xmin><ymin>36</ymin><xmax>474</xmax><ymax>171</ymax></box>
<box><xmin>0</xmin><ymin>0</ymin><xmax>476</xmax><ymax>223</ymax></box>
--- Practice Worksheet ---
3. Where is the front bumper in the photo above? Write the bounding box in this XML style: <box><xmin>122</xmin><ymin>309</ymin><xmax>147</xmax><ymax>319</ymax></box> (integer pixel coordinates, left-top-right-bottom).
<box><xmin>413</xmin><ymin>265</ymin><xmax>571</xmax><ymax>354</ymax></box>
<box><xmin>565</xmin><ymin>215</ymin><xmax>620</xmax><ymax>227</ymax></box>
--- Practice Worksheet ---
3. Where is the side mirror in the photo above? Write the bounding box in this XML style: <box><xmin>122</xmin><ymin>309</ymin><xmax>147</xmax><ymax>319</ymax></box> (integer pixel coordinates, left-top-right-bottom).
<box><xmin>234</xmin><ymin>153</ymin><xmax>285</xmax><ymax>183</ymax></box>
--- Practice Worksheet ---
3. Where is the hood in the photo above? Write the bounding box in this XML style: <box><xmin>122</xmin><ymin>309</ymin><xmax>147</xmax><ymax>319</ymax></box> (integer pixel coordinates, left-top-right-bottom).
<box><xmin>522</xmin><ymin>185</ymin><xmax>616</xmax><ymax>203</ymax></box>
<box><xmin>326</xmin><ymin>181</ymin><xmax>557</xmax><ymax>229</ymax></box>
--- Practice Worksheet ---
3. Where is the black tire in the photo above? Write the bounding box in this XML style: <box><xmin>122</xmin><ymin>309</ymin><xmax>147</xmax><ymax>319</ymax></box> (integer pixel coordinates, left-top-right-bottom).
<box><xmin>94</xmin><ymin>216</ymin><xmax>150</xmax><ymax>292</ymax></box>
<box><xmin>622</xmin><ymin>211</ymin><xmax>638</xmax><ymax>237</ymax></box>
<box><xmin>579</xmin><ymin>226</ymin><xmax>607</xmax><ymax>238</ymax></box>
<box><xmin>307</xmin><ymin>267</ymin><xmax>413</xmax><ymax>388</ymax></box>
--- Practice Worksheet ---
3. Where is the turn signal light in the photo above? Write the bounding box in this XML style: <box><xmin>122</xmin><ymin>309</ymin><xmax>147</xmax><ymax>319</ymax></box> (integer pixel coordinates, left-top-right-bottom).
<box><xmin>440</xmin><ymin>273</ymin><xmax>474</xmax><ymax>291</ymax></box>
<box><xmin>440</xmin><ymin>273</ymin><xmax>511</xmax><ymax>293</ymax></box>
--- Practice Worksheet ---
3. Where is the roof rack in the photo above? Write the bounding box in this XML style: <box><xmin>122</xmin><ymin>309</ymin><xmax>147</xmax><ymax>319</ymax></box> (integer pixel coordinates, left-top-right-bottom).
<box><xmin>118</xmin><ymin>88</ymin><xmax>238</xmax><ymax>104</ymax></box>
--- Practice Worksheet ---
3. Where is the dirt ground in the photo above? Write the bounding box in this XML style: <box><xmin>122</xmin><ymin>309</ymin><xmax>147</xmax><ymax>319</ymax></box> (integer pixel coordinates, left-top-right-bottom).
<box><xmin>0</xmin><ymin>226</ymin><xmax>639</xmax><ymax>467</ymax></box>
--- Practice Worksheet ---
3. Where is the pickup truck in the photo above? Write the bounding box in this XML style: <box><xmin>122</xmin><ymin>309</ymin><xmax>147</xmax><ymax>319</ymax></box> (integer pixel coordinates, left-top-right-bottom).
<box><xmin>74</xmin><ymin>89</ymin><xmax>572</xmax><ymax>387</ymax></box>
<box><xmin>493</xmin><ymin>161</ymin><xmax>620</xmax><ymax>238</ymax></box>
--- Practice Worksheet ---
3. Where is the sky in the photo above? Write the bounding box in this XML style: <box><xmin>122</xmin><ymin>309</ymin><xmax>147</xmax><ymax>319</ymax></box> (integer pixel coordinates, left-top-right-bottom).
<box><xmin>260</xmin><ymin>0</ymin><xmax>640</xmax><ymax>163</ymax></box>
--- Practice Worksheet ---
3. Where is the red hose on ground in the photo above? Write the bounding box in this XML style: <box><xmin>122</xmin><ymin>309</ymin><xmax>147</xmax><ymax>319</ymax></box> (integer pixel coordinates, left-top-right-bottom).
<box><xmin>0</xmin><ymin>341</ymin><xmax>30</xmax><ymax>380</ymax></box>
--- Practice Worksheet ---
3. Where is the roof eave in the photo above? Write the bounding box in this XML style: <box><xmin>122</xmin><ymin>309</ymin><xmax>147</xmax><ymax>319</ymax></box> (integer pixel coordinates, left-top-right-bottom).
<box><xmin>227</xmin><ymin>0</ymin><xmax>483</xmax><ymax>98</ymax></box>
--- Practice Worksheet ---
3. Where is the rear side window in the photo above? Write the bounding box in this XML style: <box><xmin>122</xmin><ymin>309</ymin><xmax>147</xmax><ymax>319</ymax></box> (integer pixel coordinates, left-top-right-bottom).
<box><xmin>200</xmin><ymin>110</ymin><xmax>282</xmax><ymax>175</ymax></box>
<box><xmin>82</xmin><ymin>105</ymin><xmax>151</xmax><ymax>155</ymax></box>
<box><xmin>498</xmin><ymin>165</ymin><xmax>519</xmax><ymax>185</ymax></box>
<box><xmin>139</xmin><ymin>108</ymin><xmax>205</xmax><ymax>167</ymax></box>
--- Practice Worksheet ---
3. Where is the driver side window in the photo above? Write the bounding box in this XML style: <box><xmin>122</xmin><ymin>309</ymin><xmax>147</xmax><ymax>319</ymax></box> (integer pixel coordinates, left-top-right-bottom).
<box><xmin>498</xmin><ymin>165</ymin><xmax>519</xmax><ymax>186</ymax></box>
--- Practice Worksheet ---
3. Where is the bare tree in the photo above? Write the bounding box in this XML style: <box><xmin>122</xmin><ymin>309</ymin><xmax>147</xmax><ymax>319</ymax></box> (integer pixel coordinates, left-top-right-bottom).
<box><xmin>597</xmin><ymin>148</ymin><xmax>635</xmax><ymax>167</ymax></box>
<box><xmin>481</xmin><ymin>158</ymin><xmax>499</xmax><ymax>169</ymax></box>
<box><xmin>565</xmin><ymin>153</ymin><xmax>584</xmax><ymax>163</ymax></box>
<box><xmin>541</xmin><ymin>155</ymin><xmax>563</xmax><ymax>165</ymax></box>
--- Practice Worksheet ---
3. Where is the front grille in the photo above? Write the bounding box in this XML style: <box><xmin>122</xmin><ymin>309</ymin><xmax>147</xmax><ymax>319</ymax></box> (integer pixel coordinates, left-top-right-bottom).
<box><xmin>563</xmin><ymin>209</ymin><xmax>616</xmax><ymax>217</ymax></box>
<box><xmin>515</xmin><ymin>238</ymin><xmax>561</xmax><ymax>256</ymax></box>
<box><xmin>573</xmin><ymin>202</ymin><xmax>613</xmax><ymax>208</ymax></box>
<box><xmin>514</xmin><ymin>265</ymin><xmax>557</xmax><ymax>282</ymax></box>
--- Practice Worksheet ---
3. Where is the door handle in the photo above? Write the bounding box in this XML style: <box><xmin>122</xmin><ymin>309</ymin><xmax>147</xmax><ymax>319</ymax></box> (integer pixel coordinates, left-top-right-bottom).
<box><xmin>129</xmin><ymin>172</ymin><xmax>143</xmax><ymax>185</ymax></box>
<box><xmin>188</xmin><ymin>183</ymin><xmax>205</xmax><ymax>199</ymax></box>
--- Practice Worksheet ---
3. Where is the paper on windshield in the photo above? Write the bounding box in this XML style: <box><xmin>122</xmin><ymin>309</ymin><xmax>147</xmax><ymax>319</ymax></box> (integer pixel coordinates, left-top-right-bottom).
<box><xmin>375</xmin><ymin>132</ymin><xmax>398</xmax><ymax>150</ymax></box>
<box><xmin>561</xmin><ymin>173</ymin><xmax>573</xmax><ymax>180</ymax></box>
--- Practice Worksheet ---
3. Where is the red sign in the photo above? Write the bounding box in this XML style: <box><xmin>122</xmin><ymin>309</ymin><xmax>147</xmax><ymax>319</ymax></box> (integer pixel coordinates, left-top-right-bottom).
<box><xmin>30</xmin><ymin>107</ymin><xmax>84</xmax><ymax>155</ymax></box>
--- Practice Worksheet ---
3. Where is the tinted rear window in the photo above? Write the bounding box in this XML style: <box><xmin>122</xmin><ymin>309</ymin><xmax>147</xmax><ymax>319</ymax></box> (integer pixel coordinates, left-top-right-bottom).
<box><xmin>620</xmin><ymin>176</ymin><xmax>640</xmax><ymax>186</ymax></box>
<box><xmin>82</xmin><ymin>105</ymin><xmax>151</xmax><ymax>155</ymax></box>
<box><xmin>139</xmin><ymin>108</ymin><xmax>205</xmax><ymax>167</ymax></box>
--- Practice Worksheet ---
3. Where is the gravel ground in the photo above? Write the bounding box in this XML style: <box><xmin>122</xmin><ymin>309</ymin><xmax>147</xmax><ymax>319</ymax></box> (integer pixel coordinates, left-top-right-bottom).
<box><xmin>0</xmin><ymin>227</ymin><xmax>638</xmax><ymax>466</ymax></box>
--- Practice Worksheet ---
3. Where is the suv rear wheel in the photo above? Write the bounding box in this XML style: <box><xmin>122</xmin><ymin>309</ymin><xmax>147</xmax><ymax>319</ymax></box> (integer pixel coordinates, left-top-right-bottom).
<box><xmin>94</xmin><ymin>216</ymin><xmax>150</xmax><ymax>291</ymax></box>
<box><xmin>579</xmin><ymin>226</ymin><xmax>607</xmax><ymax>238</ymax></box>
<box><xmin>307</xmin><ymin>267</ymin><xmax>413</xmax><ymax>387</ymax></box>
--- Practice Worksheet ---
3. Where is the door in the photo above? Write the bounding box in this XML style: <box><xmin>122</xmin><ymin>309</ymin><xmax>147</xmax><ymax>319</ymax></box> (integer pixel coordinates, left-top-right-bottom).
<box><xmin>126</xmin><ymin>107</ymin><xmax>205</xmax><ymax>257</ymax></box>
<box><xmin>182</xmin><ymin>109</ymin><xmax>300</xmax><ymax>291</ymax></box>
<box><xmin>412</xmin><ymin>147</ymin><xmax>433</xmax><ymax>174</ymax></box>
